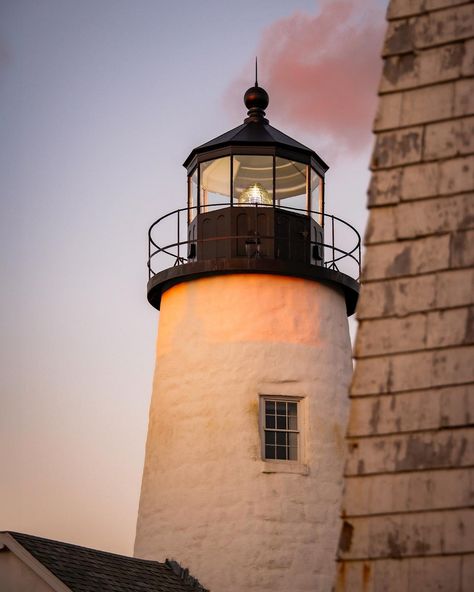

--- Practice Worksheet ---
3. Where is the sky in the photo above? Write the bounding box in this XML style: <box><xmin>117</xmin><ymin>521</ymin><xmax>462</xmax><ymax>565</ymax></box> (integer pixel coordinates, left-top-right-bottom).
<box><xmin>0</xmin><ymin>0</ymin><xmax>387</xmax><ymax>555</ymax></box>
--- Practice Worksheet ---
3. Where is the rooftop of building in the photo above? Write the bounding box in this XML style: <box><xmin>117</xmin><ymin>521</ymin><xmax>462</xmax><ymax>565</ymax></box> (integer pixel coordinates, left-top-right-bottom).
<box><xmin>0</xmin><ymin>531</ymin><xmax>208</xmax><ymax>592</ymax></box>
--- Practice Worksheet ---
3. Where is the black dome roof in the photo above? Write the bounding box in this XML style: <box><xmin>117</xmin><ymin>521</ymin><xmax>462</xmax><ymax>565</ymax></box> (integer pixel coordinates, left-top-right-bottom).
<box><xmin>183</xmin><ymin>84</ymin><xmax>328</xmax><ymax>175</ymax></box>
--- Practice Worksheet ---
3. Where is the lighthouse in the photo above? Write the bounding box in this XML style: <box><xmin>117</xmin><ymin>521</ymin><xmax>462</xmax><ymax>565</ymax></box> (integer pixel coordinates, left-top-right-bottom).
<box><xmin>134</xmin><ymin>79</ymin><xmax>360</xmax><ymax>592</ymax></box>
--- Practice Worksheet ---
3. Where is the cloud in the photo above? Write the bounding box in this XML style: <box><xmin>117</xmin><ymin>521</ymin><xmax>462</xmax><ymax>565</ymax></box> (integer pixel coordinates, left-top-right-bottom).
<box><xmin>224</xmin><ymin>0</ymin><xmax>386</xmax><ymax>154</ymax></box>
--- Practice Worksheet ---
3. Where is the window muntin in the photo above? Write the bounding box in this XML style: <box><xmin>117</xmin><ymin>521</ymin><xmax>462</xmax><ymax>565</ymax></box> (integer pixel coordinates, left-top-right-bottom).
<box><xmin>263</xmin><ymin>399</ymin><xmax>299</xmax><ymax>461</ymax></box>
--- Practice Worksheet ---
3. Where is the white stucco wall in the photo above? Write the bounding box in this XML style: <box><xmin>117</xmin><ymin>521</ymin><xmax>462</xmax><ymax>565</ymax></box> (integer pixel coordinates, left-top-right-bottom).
<box><xmin>135</xmin><ymin>274</ymin><xmax>352</xmax><ymax>592</ymax></box>
<box><xmin>0</xmin><ymin>552</ymin><xmax>56</xmax><ymax>592</ymax></box>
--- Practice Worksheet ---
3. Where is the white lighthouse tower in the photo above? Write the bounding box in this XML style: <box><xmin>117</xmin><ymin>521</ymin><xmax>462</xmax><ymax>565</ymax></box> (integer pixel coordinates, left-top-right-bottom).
<box><xmin>134</xmin><ymin>81</ymin><xmax>360</xmax><ymax>592</ymax></box>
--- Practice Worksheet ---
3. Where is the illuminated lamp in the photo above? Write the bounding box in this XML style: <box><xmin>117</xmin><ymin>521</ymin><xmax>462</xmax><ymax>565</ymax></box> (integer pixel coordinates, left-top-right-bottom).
<box><xmin>238</xmin><ymin>182</ymin><xmax>272</xmax><ymax>205</ymax></box>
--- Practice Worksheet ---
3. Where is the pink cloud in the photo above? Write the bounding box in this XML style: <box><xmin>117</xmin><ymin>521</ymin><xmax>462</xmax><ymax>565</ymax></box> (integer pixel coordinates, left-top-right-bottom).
<box><xmin>224</xmin><ymin>0</ymin><xmax>385</xmax><ymax>153</ymax></box>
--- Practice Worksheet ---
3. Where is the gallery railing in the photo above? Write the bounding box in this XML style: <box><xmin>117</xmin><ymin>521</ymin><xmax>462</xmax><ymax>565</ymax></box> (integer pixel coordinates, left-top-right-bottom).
<box><xmin>148</xmin><ymin>203</ymin><xmax>361</xmax><ymax>282</ymax></box>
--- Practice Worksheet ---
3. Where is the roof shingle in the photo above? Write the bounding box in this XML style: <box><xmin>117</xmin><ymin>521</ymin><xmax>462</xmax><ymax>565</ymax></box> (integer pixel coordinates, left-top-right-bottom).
<box><xmin>5</xmin><ymin>531</ymin><xmax>208</xmax><ymax>592</ymax></box>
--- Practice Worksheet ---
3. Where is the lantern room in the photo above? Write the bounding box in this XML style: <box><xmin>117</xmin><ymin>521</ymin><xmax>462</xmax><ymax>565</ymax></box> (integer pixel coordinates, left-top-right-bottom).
<box><xmin>184</xmin><ymin>84</ymin><xmax>326</xmax><ymax>215</ymax></box>
<box><xmin>186</xmin><ymin>149</ymin><xmax>325</xmax><ymax>219</ymax></box>
<box><xmin>147</xmin><ymin>80</ymin><xmax>360</xmax><ymax>315</ymax></box>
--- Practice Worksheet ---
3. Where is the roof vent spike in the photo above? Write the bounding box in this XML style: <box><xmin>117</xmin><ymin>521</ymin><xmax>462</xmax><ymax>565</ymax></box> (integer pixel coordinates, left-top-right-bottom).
<box><xmin>165</xmin><ymin>559</ymin><xmax>209</xmax><ymax>591</ymax></box>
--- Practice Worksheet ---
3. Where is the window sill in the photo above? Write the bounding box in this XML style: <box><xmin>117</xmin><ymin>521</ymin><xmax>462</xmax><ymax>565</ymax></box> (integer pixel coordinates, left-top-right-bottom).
<box><xmin>260</xmin><ymin>460</ymin><xmax>309</xmax><ymax>476</ymax></box>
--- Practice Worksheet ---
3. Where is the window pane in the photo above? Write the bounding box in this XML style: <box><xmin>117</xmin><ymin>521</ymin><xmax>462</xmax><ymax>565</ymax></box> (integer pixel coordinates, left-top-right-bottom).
<box><xmin>265</xmin><ymin>445</ymin><xmax>276</xmax><ymax>459</ymax></box>
<box><xmin>233</xmin><ymin>155</ymin><xmax>273</xmax><ymax>205</ymax></box>
<box><xmin>265</xmin><ymin>401</ymin><xmax>275</xmax><ymax>414</ymax></box>
<box><xmin>276</xmin><ymin>402</ymin><xmax>286</xmax><ymax>415</ymax></box>
<box><xmin>189</xmin><ymin>168</ymin><xmax>198</xmax><ymax>222</ymax></box>
<box><xmin>288</xmin><ymin>433</ymin><xmax>297</xmax><ymax>448</ymax></box>
<box><xmin>265</xmin><ymin>431</ymin><xmax>276</xmax><ymax>445</ymax></box>
<box><xmin>311</xmin><ymin>168</ymin><xmax>323</xmax><ymax>223</ymax></box>
<box><xmin>288</xmin><ymin>415</ymin><xmax>297</xmax><ymax>430</ymax></box>
<box><xmin>288</xmin><ymin>446</ymin><xmax>297</xmax><ymax>461</ymax></box>
<box><xmin>275</xmin><ymin>157</ymin><xmax>307</xmax><ymax>213</ymax></box>
<box><xmin>276</xmin><ymin>431</ymin><xmax>286</xmax><ymax>446</ymax></box>
<box><xmin>288</xmin><ymin>402</ymin><xmax>297</xmax><ymax>415</ymax></box>
<box><xmin>200</xmin><ymin>157</ymin><xmax>231</xmax><ymax>212</ymax></box>
<box><xmin>266</xmin><ymin>415</ymin><xmax>275</xmax><ymax>429</ymax></box>
<box><xmin>276</xmin><ymin>446</ymin><xmax>287</xmax><ymax>460</ymax></box>
<box><xmin>276</xmin><ymin>415</ymin><xmax>287</xmax><ymax>430</ymax></box>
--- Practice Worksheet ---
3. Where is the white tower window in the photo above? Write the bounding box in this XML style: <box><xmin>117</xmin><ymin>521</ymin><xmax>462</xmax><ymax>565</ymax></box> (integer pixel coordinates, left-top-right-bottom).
<box><xmin>262</xmin><ymin>398</ymin><xmax>300</xmax><ymax>461</ymax></box>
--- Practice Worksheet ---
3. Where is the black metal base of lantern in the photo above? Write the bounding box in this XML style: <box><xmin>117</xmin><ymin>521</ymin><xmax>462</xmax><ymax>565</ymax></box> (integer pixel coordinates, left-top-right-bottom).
<box><xmin>187</xmin><ymin>206</ymin><xmax>324</xmax><ymax>265</ymax></box>
<box><xmin>147</xmin><ymin>258</ymin><xmax>359</xmax><ymax>316</ymax></box>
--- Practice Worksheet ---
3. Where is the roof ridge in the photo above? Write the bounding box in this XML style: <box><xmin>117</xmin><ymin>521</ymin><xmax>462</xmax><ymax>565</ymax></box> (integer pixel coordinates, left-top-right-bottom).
<box><xmin>6</xmin><ymin>531</ymin><xmax>159</xmax><ymax>565</ymax></box>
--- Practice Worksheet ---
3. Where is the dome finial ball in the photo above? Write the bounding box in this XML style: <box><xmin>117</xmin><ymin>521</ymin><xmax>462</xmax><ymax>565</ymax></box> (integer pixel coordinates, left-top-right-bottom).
<box><xmin>244</xmin><ymin>85</ymin><xmax>269</xmax><ymax>111</ymax></box>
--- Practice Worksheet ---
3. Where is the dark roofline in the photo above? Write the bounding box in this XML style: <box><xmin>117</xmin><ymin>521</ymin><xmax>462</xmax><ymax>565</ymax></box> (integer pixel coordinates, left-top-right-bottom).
<box><xmin>5</xmin><ymin>530</ymin><xmax>159</xmax><ymax>567</ymax></box>
<box><xmin>2</xmin><ymin>531</ymin><xmax>208</xmax><ymax>592</ymax></box>
<box><xmin>183</xmin><ymin>120</ymin><xmax>329</xmax><ymax>174</ymax></box>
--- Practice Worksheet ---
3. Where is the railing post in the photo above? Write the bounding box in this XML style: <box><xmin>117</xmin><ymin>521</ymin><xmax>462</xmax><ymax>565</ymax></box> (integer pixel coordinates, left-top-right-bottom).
<box><xmin>177</xmin><ymin>209</ymin><xmax>180</xmax><ymax>263</ymax></box>
<box><xmin>331</xmin><ymin>216</ymin><xmax>335</xmax><ymax>270</ymax></box>
<box><xmin>146</xmin><ymin>202</ymin><xmax>362</xmax><ymax>287</ymax></box>
<box><xmin>148</xmin><ymin>230</ymin><xmax>151</xmax><ymax>279</ymax></box>
<box><xmin>358</xmin><ymin>240</ymin><xmax>361</xmax><ymax>280</ymax></box>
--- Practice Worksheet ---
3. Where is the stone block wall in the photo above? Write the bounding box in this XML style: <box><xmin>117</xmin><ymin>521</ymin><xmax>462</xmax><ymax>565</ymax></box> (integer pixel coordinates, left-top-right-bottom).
<box><xmin>335</xmin><ymin>1</ymin><xmax>474</xmax><ymax>590</ymax></box>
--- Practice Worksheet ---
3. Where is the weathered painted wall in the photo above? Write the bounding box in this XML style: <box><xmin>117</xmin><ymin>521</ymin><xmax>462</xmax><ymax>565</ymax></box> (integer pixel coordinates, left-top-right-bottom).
<box><xmin>0</xmin><ymin>552</ymin><xmax>56</xmax><ymax>592</ymax></box>
<box><xmin>135</xmin><ymin>274</ymin><xmax>352</xmax><ymax>592</ymax></box>
<box><xmin>336</xmin><ymin>1</ymin><xmax>474</xmax><ymax>589</ymax></box>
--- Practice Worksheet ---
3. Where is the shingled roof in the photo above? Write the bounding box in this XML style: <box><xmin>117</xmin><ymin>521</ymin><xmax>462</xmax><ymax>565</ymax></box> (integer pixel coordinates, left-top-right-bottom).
<box><xmin>1</xmin><ymin>531</ymin><xmax>208</xmax><ymax>592</ymax></box>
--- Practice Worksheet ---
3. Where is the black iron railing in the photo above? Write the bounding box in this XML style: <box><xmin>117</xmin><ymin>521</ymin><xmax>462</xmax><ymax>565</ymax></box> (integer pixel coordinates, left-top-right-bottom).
<box><xmin>148</xmin><ymin>203</ymin><xmax>361</xmax><ymax>282</ymax></box>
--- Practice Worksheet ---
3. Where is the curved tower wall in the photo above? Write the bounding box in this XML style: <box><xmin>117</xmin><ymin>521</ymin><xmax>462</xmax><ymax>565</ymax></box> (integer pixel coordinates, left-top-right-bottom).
<box><xmin>134</xmin><ymin>273</ymin><xmax>352</xmax><ymax>592</ymax></box>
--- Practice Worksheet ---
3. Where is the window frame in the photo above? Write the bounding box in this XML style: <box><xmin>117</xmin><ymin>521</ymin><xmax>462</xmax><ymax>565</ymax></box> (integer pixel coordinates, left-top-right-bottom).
<box><xmin>187</xmin><ymin>153</ymin><xmax>326</xmax><ymax>221</ymax></box>
<box><xmin>259</xmin><ymin>395</ymin><xmax>306</xmax><ymax>471</ymax></box>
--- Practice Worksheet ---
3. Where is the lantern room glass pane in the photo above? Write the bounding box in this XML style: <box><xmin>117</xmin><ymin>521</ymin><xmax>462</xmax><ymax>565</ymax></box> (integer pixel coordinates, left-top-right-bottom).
<box><xmin>275</xmin><ymin>157</ymin><xmax>307</xmax><ymax>213</ymax></box>
<box><xmin>188</xmin><ymin>168</ymin><xmax>198</xmax><ymax>223</ymax></box>
<box><xmin>233</xmin><ymin>155</ymin><xmax>273</xmax><ymax>206</ymax></box>
<box><xmin>311</xmin><ymin>168</ymin><xmax>323</xmax><ymax>223</ymax></box>
<box><xmin>200</xmin><ymin>156</ymin><xmax>231</xmax><ymax>213</ymax></box>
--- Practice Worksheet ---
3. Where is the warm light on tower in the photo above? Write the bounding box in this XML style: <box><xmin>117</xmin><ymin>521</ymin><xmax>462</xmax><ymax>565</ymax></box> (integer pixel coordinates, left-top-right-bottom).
<box><xmin>137</xmin><ymin>72</ymin><xmax>361</xmax><ymax>592</ymax></box>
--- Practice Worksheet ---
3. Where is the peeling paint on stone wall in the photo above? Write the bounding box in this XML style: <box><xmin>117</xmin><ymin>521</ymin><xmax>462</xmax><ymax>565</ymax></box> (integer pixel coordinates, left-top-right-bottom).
<box><xmin>336</xmin><ymin>1</ymin><xmax>474</xmax><ymax>589</ymax></box>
